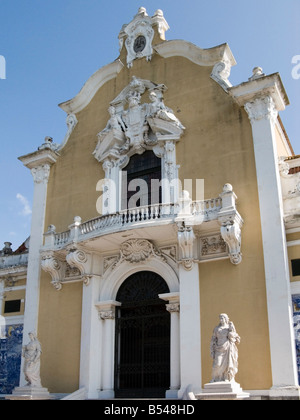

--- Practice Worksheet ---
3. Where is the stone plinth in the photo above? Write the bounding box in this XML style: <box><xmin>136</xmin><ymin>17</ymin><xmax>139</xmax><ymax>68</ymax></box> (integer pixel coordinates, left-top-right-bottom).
<box><xmin>5</xmin><ymin>386</ymin><xmax>51</xmax><ymax>400</ymax></box>
<box><xmin>196</xmin><ymin>382</ymin><xmax>250</xmax><ymax>400</ymax></box>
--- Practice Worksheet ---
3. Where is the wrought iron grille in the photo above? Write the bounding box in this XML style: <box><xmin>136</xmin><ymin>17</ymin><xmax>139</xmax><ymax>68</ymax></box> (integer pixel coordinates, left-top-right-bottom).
<box><xmin>115</xmin><ymin>271</ymin><xmax>170</xmax><ymax>398</ymax></box>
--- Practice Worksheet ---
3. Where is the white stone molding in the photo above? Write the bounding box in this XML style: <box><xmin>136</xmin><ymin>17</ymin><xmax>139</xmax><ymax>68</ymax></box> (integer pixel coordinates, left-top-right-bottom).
<box><xmin>123</xmin><ymin>10</ymin><xmax>154</xmax><ymax>68</ymax></box>
<box><xmin>230</xmin><ymin>73</ymin><xmax>298</xmax><ymax>388</ymax></box>
<box><xmin>220</xmin><ymin>218</ymin><xmax>243</xmax><ymax>265</ymax></box>
<box><xmin>177</xmin><ymin>223</ymin><xmax>195</xmax><ymax>271</ymax></box>
<box><xmin>58</xmin><ymin>60</ymin><xmax>124</xmax><ymax>115</ymax></box>
<box><xmin>101</xmin><ymin>257</ymin><xmax>179</xmax><ymax>303</ymax></box>
<box><xmin>228</xmin><ymin>72</ymin><xmax>289</xmax><ymax>111</ymax></box>
<box><xmin>166</xmin><ymin>302</ymin><xmax>180</xmax><ymax>313</ymax></box>
<box><xmin>41</xmin><ymin>251</ymin><xmax>64</xmax><ymax>291</ymax></box>
<box><xmin>119</xmin><ymin>238</ymin><xmax>165</xmax><ymax>264</ymax></box>
<box><xmin>244</xmin><ymin>96</ymin><xmax>278</xmax><ymax>125</ymax></box>
<box><xmin>199</xmin><ymin>234</ymin><xmax>227</xmax><ymax>261</ymax></box>
<box><xmin>31</xmin><ymin>164</ymin><xmax>51</xmax><ymax>185</ymax></box>
<box><xmin>211</xmin><ymin>59</ymin><xmax>233</xmax><ymax>91</ymax></box>
<box><xmin>59</xmin><ymin>113</ymin><xmax>78</xmax><ymax>150</ymax></box>
<box><xmin>218</xmin><ymin>184</ymin><xmax>244</xmax><ymax>265</ymax></box>
<box><xmin>154</xmin><ymin>39</ymin><xmax>236</xmax><ymax>68</ymax></box>
<box><xmin>66</xmin><ymin>246</ymin><xmax>92</xmax><ymax>286</ymax></box>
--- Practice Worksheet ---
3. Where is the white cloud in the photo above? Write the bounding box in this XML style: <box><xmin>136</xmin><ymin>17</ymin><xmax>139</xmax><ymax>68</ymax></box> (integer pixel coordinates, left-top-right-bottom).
<box><xmin>16</xmin><ymin>193</ymin><xmax>32</xmax><ymax>217</ymax></box>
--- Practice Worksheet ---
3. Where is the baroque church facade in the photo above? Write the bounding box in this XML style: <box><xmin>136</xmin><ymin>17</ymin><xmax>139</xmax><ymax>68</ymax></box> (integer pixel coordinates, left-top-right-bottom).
<box><xmin>1</xmin><ymin>7</ymin><xmax>300</xmax><ymax>399</ymax></box>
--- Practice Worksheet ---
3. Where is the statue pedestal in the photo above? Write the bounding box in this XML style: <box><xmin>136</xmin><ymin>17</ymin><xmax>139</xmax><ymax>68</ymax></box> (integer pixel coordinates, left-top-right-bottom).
<box><xmin>5</xmin><ymin>386</ymin><xmax>51</xmax><ymax>400</ymax></box>
<box><xmin>196</xmin><ymin>381</ymin><xmax>250</xmax><ymax>400</ymax></box>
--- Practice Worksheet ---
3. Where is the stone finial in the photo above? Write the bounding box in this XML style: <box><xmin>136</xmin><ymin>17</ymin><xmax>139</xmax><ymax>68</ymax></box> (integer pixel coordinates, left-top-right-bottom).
<box><xmin>248</xmin><ymin>66</ymin><xmax>265</xmax><ymax>81</ymax></box>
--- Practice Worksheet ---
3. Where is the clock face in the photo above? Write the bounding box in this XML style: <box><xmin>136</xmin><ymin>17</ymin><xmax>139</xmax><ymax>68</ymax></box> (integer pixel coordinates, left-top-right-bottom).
<box><xmin>133</xmin><ymin>35</ymin><xmax>146</xmax><ymax>53</ymax></box>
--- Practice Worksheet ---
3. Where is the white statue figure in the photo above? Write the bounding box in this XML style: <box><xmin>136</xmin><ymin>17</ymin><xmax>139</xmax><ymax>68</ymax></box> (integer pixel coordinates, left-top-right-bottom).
<box><xmin>23</xmin><ymin>332</ymin><xmax>43</xmax><ymax>388</ymax></box>
<box><xmin>147</xmin><ymin>90</ymin><xmax>185</xmax><ymax>129</ymax></box>
<box><xmin>210</xmin><ymin>314</ymin><xmax>240</xmax><ymax>383</ymax></box>
<box><xmin>101</xmin><ymin>105</ymin><xmax>126</xmax><ymax>134</ymax></box>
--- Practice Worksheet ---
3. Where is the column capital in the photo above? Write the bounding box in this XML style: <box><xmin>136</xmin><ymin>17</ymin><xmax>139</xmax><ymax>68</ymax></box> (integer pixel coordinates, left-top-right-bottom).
<box><xmin>228</xmin><ymin>72</ymin><xmax>289</xmax><ymax>122</ymax></box>
<box><xmin>95</xmin><ymin>300</ymin><xmax>121</xmax><ymax>321</ymax></box>
<box><xmin>18</xmin><ymin>147</ymin><xmax>60</xmax><ymax>183</ymax></box>
<box><xmin>244</xmin><ymin>96</ymin><xmax>278</xmax><ymax>125</ymax></box>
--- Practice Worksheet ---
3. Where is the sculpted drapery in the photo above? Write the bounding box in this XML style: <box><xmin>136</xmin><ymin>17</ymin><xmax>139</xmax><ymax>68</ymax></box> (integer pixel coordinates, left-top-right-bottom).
<box><xmin>23</xmin><ymin>332</ymin><xmax>43</xmax><ymax>388</ymax></box>
<box><xmin>210</xmin><ymin>314</ymin><xmax>240</xmax><ymax>383</ymax></box>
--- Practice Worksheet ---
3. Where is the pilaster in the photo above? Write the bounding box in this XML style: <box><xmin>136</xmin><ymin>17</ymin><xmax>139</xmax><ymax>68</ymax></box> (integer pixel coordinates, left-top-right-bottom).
<box><xmin>229</xmin><ymin>74</ymin><xmax>298</xmax><ymax>389</ymax></box>
<box><xmin>95</xmin><ymin>300</ymin><xmax>121</xmax><ymax>399</ymax></box>
<box><xmin>159</xmin><ymin>292</ymin><xmax>180</xmax><ymax>398</ymax></box>
<box><xmin>18</xmin><ymin>144</ymin><xmax>59</xmax><ymax>386</ymax></box>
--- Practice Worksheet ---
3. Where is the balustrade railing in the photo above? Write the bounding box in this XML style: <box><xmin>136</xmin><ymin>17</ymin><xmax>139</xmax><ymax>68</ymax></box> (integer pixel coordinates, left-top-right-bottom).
<box><xmin>50</xmin><ymin>198</ymin><xmax>223</xmax><ymax>248</ymax></box>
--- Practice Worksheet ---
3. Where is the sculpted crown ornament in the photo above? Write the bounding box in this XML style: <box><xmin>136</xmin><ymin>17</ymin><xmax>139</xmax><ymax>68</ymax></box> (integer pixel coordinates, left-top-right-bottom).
<box><xmin>93</xmin><ymin>76</ymin><xmax>185</xmax><ymax>165</ymax></box>
<box><xmin>119</xmin><ymin>7</ymin><xmax>169</xmax><ymax>68</ymax></box>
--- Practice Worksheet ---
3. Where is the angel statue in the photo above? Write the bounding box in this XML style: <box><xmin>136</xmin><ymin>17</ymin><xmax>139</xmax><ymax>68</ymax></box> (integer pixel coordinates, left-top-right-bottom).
<box><xmin>210</xmin><ymin>314</ymin><xmax>241</xmax><ymax>383</ymax></box>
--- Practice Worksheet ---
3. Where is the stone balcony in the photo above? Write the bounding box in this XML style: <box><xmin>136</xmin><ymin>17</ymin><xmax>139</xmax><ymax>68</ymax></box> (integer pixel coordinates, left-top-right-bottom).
<box><xmin>43</xmin><ymin>197</ymin><xmax>224</xmax><ymax>251</ymax></box>
<box><xmin>40</xmin><ymin>185</ymin><xmax>244</xmax><ymax>291</ymax></box>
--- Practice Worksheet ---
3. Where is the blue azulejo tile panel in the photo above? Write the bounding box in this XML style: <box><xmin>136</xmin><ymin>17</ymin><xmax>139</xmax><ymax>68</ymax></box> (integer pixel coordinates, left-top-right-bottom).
<box><xmin>0</xmin><ymin>324</ymin><xmax>23</xmax><ymax>394</ymax></box>
<box><xmin>292</xmin><ymin>294</ymin><xmax>300</xmax><ymax>386</ymax></box>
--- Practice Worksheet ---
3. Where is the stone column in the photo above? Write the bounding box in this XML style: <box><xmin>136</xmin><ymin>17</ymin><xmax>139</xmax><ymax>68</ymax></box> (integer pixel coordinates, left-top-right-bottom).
<box><xmin>159</xmin><ymin>292</ymin><xmax>180</xmax><ymax>398</ymax></box>
<box><xmin>96</xmin><ymin>300</ymin><xmax>121</xmax><ymax>399</ymax></box>
<box><xmin>79</xmin><ymin>277</ymin><xmax>101</xmax><ymax>400</ymax></box>
<box><xmin>244</xmin><ymin>95</ymin><xmax>298</xmax><ymax>390</ymax></box>
<box><xmin>175</xmin><ymin>220</ymin><xmax>202</xmax><ymax>398</ymax></box>
<box><xmin>18</xmin><ymin>146</ymin><xmax>59</xmax><ymax>386</ymax></box>
<box><xmin>178</xmin><ymin>263</ymin><xmax>201</xmax><ymax>398</ymax></box>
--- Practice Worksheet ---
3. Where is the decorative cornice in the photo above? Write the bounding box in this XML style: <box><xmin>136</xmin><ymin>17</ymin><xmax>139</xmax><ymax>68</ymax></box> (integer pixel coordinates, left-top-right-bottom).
<box><xmin>18</xmin><ymin>148</ymin><xmax>60</xmax><ymax>173</ymax></box>
<box><xmin>58</xmin><ymin>60</ymin><xmax>124</xmax><ymax>114</ymax></box>
<box><xmin>228</xmin><ymin>73</ymin><xmax>289</xmax><ymax>112</ymax></box>
<box><xmin>154</xmin><ymin>40</ymin><xmax>236</xmax><ymax>68</ymax></box>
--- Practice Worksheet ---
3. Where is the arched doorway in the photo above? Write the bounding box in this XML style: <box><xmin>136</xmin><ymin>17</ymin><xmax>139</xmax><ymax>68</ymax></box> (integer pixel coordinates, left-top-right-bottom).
<box><xmin>114</xmin><ymin>271</ymin><xmax>170</xmax><ymax>398</ymax></box>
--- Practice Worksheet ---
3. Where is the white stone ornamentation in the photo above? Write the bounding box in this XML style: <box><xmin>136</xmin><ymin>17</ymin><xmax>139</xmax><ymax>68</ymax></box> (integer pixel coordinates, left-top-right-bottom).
<box><xmin>177</xmin><ymin>223</ymin><xmax>195</xmax><ymax>271</ymax></box>
<box><xmin>218</xmin><ymin>184</ymin><xmax>244</xmax><ymax>265</ymax></box>
<box><xmin>244</xmin><ymin>96</ymin><xmax>278</xmax><ymax>125</ymax></box>
<box><xmin>211</xmin><ymin>59</ymin><xmax>232</xmax><ymax>91</ymax></box>
<box><xmin>119</xmin><ymin>238</ymin><xmax>164</xmax><ymax>264</ymax></box>
<box><xmin>93</xmin><ymin>76</ymin><xmax>185</xmax><ymax>164</ymax></box>
<box><xmin>41</xmin><ymin>252</ymin><xmax>64</xmax><ymax>291</ymax></box>
<box><xmin>119</xmin><ymin>7</ymin><xmax>169</xmax><ymax>68</ymax></box>
<box><xmin>31</xmin><ymin>164</ymin><xmax>51</xmax><ymax>185</ymax></box>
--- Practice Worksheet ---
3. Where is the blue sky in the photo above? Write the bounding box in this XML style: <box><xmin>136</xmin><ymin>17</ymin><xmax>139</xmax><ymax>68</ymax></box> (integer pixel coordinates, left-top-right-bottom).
<box><xmin>0</xmin><ymin>0</ymin><xmax>300</xmax><ymax>250</ymax></box>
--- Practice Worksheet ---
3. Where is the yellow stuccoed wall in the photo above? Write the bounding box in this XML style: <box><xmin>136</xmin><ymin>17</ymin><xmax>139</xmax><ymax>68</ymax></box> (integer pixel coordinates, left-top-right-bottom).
<box><xmin>39</xmin><ymin>46</ymin><xmax>272</xmax><ymax>391</ymax></box>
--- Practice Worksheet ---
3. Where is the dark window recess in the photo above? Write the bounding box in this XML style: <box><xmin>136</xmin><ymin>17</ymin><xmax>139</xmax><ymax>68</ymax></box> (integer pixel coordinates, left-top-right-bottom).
<box><xmin>122</xmin><ymin>151</ymin><xmax>162</xmax><ymax>210</ymax></box>
<box><xmin>4</xmin><ymin>300</ymin><xmax>21</xmax><ymax>314</ymax></box>
<box><xmin>292</xmin><ymin>259</ymin><xmax>300</xmax><ymax>277</ymax></box>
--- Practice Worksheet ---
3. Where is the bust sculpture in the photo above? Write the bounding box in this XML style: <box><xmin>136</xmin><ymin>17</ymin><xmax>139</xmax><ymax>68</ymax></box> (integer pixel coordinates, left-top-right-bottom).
<box><xmin>210</xmin><ymin>314</ymin><xmax>240</xmax><ymax>383</ymax></box>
